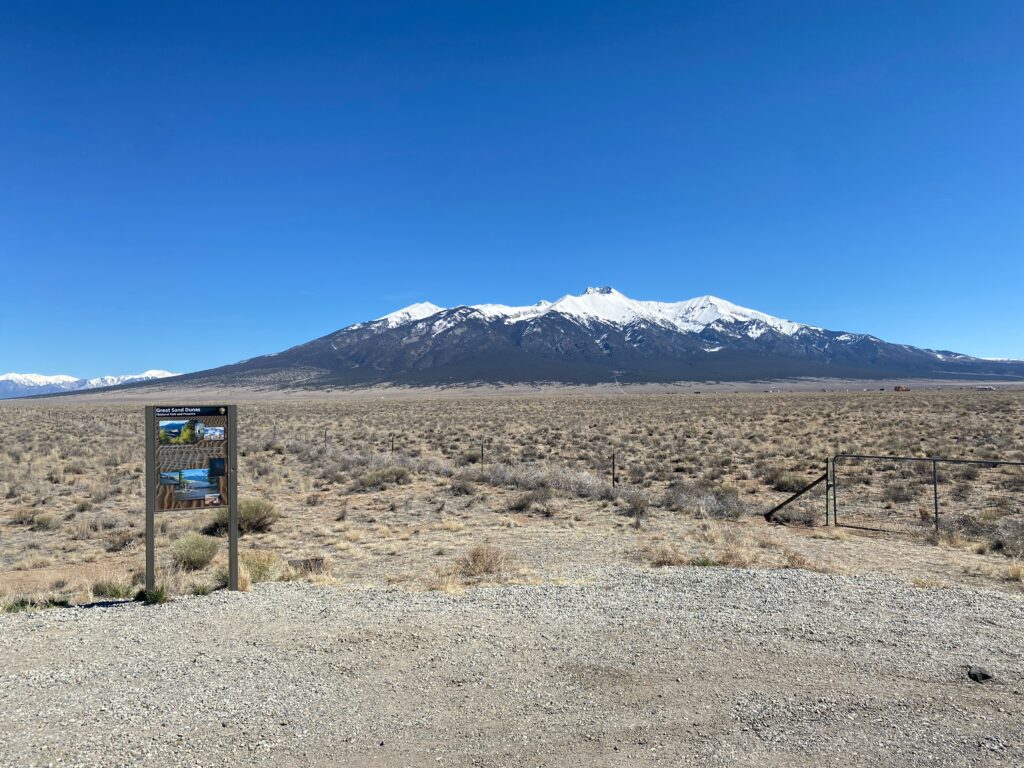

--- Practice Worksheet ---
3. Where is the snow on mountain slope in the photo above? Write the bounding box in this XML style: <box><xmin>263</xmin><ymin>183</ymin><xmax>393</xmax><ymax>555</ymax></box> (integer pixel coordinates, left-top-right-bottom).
<box><xmin>0</xmin><ymin>370</ymin><xmax>180</xmax><ymax>399</ymax></box>
<box><xmin>84</xmin><ymin>370</ymin><xmax>179</xmax><ymax>388</ymax></box>
<box><xmin>375</xmin><ymin>287</ymin><xmax>810</xmax><ymax>338</ymax></box>
<box><xmin>0</xmin><ymin>373</ymin><xmax>80</xmax><ymax>387</ymax></box>
<box><xmin>375</xmin><ymin>302</ymin><xmax>445</xmax><ymax>327</ymax></box>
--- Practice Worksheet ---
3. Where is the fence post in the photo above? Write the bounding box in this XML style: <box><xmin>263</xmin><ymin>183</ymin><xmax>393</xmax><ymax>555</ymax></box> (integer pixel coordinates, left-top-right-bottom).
<box><xmin>390</xmin><ymin>435</ymin><xmax>395</xmax><ymax>455</ymax></box>
<box><xmin>932</xmin><ymin>459</ymin><xmax>940</xmax><ymax>534</ymax></box>
<box><xmin>612</xmin><ymin>453</ymin><xmax>617</xmax><ymax>487</ymax></box>
<box><xmin>832</xmin><ymin>456</ymin><xmax>839</xmax><ymax>527</ymax></box>
<box><xmin>825</xmin><ymin>458</ymin><xmax>831</xmax><ymax>526</ymax></box>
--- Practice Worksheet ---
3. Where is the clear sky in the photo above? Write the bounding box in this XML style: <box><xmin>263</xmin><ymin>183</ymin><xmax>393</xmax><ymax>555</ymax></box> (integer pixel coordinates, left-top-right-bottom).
<box><xmin>2</xmin><ymin>1</ymin><xmax>1021</xmax><ymax>376</ymax></box>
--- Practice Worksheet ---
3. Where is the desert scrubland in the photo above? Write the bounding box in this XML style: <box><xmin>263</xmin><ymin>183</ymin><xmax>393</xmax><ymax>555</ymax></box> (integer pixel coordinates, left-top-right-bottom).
<box><xmin>3</xmin><ymin>389</ymin><xmax>1024</xmax><ymax>767</ymax></box>
<box><xmin>2</xmin><ymin>389</ymin><xmax>1023</xmax><ymax>604</ymax></box>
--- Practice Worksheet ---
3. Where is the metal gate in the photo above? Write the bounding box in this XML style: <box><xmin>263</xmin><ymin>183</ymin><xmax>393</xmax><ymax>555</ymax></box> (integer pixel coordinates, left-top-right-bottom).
<box><xmin>830</xmin><ymin>454</ymin><xmax>1024</xmax><ymax>536</ymax></box>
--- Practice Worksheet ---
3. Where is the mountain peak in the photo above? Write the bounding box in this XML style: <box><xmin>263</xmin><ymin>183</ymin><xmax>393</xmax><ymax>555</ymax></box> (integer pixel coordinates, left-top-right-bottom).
<box><xmin>0</xmin><ymin>372</ymin><xmax>79</xmax><ymax>386</ymax></box>
<box><xmin>376</xmin><ymin>302</ymin><xmax>445</xmax><ymax>327</ymax></box>
<box><xmin>0</xmin><ymin>370</ymin><xmax>181</xmax><ymax>399</ymax></box>
<box><xmin>361</xmin><ymin>288</ymin><xmax>810</xmax><ymax>337</ymax></box>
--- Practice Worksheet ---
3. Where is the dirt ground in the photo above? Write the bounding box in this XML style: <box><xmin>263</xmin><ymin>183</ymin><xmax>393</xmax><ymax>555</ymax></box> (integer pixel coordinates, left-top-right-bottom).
<box><xmin>2</xmin><ymin>567</ymin><xmax>1022</xmax><ymax>768</ymax></box>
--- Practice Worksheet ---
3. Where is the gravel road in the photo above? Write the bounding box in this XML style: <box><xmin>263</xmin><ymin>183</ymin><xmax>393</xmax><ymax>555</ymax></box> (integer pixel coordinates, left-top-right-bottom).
<box><xmin>2</xmin><ymin>566</ymin><xmax>1022</xmax><ymax>767</ymax></box>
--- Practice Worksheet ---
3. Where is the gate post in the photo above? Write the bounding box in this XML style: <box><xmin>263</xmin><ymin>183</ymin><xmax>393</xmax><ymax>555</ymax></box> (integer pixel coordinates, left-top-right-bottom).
<box><xmin>932</xmin><ymin>459</ymin><xmax>940</xmax><ymax>534</ymax></box>
<box><xmin>832</xmin><ymin>456</ymin><xmax>839</xmax><ymax>527</ymax></box>
<box><xmin>825</xmin><ymin>458</ymin><xmax>831</xmax><ymax>526</ymax></box>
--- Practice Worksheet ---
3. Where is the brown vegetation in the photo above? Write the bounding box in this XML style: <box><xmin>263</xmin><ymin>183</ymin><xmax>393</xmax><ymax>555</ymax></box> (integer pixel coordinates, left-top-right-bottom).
<box><xmin>1</xmin><ymin>388</ymin><xmax>1022</xmax><ymax>607</ymax></box>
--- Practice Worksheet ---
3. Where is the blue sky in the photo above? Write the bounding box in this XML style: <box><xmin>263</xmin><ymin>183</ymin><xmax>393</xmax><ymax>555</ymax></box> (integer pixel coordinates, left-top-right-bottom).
<box><xmin>2</xmin><ymin>1</ymin><xmax>1021</xmax><ymax>376</ymax></box>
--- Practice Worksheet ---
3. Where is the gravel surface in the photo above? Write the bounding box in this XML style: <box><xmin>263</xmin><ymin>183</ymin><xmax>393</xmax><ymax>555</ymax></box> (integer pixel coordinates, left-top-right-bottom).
<box><xmin>2</xmin><ymin>566</ymin><xmax>1023</xmax><ymax>767</ymax></box>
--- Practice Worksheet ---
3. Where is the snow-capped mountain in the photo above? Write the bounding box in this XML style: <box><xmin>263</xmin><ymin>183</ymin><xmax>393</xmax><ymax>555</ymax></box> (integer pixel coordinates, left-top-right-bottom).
<box><xmin>135</xmin><ymin>287</ymin><xmax>1024</xmax><ymax>390</ymax></box>
<box><xmin>0</xmin><ymin>370</ymin><xmax>180</xmax><ymax>399</ymax></box>
<box><xmin>369</xmin><ymin>287</ymin><xmax>808</xmax><ymax>337</ymax></box>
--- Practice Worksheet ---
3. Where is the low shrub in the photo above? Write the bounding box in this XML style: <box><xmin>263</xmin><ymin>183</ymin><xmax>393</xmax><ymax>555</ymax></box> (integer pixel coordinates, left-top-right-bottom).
<box><xmin>882</xmin><ymin>483</ymin><xmax>914</xmax><ymax>504</ymax></box>
<box><xmin>449</xmin><ymin>478</ymin><xmax>476</xmax><ymax>496</ymax></box>
<box><xmin>643</xmin><ymin>544</ymin><xmax>687</xmax><ymax>567</ymax></box>
<box><xmin>468</xmin><ymin>461</ymin><xmax>612</xmax><ymax>499</ymax></box>
<box><xmin>170</xmin><ymin>533</ymin><xmax>219</xmax><ymax>571</ymax></box>
<box><xmin>459</xmin><ymin>545</ymin><xmax>511</xmax><ymax>579</ymax></box>
<box><xmin>773</xmin><ymin>474</ymin><xmax>809</xmax><ymax>493</ymax></box>
<box><xmin>241</xmin><ymin>550</ymin><xmax>290</xmax><ymax>582</ymax></box>
<box><xmin>351</xmin><ymin>466</ymin><xmax>410</xmax><ymax>491</ymax></box>
<box><xmin>30</xmin><ymin>513</ymin><xmax>59</xmax><ymax>531</ymax></box>
<box><xmin>9</xmin><ymin>509</ymin><xmax>37</xmax><ymax>526</ymax></box>
<box><xmin>990</xmin><ymin>518</ymin><xmax>1024</xmax><ymax>558</ymax></box>
<box><xmin>205</xmin><ymin>498</ymin><xmax>279</xmax><ymax>535</ymax></box>
<box><xmin>617</xmin><ymin>486</ymin><xmax>649</xmax><ymax>527</ymax></box>
<box><xmin>663</xmin><ymin>480</ymin><xmax>747</xmax><ymax>519</ymax></box>
<box><xmin>105</xmin><ymin>529</ymin><xmax>140</xmax><ymax>552</ymax></box>
<box><xmin>766</xmin><ymin>506</ymin><xmax>819</xmax><ymax>527</ymax></box>
<box><xmin>508</xmin><ymin>487</ymin><xmax>552</xmax><ymax>512</ymax></box>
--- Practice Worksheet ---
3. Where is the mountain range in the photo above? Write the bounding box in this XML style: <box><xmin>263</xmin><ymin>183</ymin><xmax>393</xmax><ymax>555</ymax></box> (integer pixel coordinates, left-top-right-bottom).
<box><xmin>0</xmin><ymin>370</ymin><xmax>179</xmax><ymax>399</ymax></box>
<box><xmin>6</xmin><ymin>288</ymin><xmax>1022</xmax><ymax>398</ymax></box>
<box><xmin>49</xmin><ymin>286</ymin><xmax>1018</xmax><ymax>395</ymax></box>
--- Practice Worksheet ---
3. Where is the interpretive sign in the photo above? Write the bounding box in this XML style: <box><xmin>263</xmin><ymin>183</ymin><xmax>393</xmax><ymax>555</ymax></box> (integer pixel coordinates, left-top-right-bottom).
<box><xmin>145</xmin><ymin>405</ymin><xmax>239</xmax><ymax>591</ymax></box>
<box><xmin>155</xmin><ymin>406</ymin><xmax>230</xmax><ymax>510</ymax></box>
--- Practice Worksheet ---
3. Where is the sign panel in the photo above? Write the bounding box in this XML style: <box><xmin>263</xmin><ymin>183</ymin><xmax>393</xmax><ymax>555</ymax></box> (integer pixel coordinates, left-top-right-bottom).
<box><xmin>154</xmin><ymin>405</ymin><xmax>230</xmax><ymax>511</ymax></box>
<box><xmin>145</xmin><ymin>405</ymin><xmax>239</xmax><ymax>592</ymax></box>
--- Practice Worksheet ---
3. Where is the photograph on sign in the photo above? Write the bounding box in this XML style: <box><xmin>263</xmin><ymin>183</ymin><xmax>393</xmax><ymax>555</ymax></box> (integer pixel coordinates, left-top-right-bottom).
<box><xmin>154</xmin><ymin>408</ymin><xmax>230</xmax><ymax>511</ymax></box>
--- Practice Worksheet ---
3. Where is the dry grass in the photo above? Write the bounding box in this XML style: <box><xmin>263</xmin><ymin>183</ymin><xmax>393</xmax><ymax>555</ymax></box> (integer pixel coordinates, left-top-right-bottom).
<box><xmin>782</xmin><ymin>549</ymin><xmax>835</xmax><ymax>574</ymax></box>
<box><xmin>1006</xmin><ymin>561</ymin><xmax>1024</xmax><ymax>584</ymax></box>
<box><xmin>458</xmin><ymin>545</ymin><xmax>512</xmax><ymax>579</ymax></box>
<box><xmin>642</xmin><ymin>543</ymin><xmax>687</xmax><ymax>567</ymax></box>
<box><xmin>1</xmin><ymin>389</ymin><xmax>1022</xmax><ymax>604</ymax></box>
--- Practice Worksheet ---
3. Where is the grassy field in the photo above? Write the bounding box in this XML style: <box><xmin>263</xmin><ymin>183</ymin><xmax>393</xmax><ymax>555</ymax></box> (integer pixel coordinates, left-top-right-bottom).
<box><xmin>2</xmin><ymin>389</ymin><xmax>1023</xmax><ymax>607</ymax></box>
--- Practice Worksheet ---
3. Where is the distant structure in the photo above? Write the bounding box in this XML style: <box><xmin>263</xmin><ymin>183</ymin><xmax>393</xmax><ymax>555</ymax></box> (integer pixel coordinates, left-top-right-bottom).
<box><xmin>894</xmin><ymin>385</ymin><xmax>911</xmax><ymax>392</ymax></box>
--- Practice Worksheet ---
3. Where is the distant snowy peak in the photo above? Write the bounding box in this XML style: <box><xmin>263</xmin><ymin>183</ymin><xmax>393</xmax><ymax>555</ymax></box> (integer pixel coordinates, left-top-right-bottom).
<box><xmin>370</xmin><ymin>287</ymin><xmax>810</xmax><ymax>338</ymax></box>
<box><xmin>0</xmin><ymin>370</ymin><xmax>180</xmax><ymax>399</ymax></box>
<box><xmin>375</xmin><ymin>302</ymin><xmax>445</xmax><ymax>328</ymax></box>
<box><xmin>84</xmin><ymin>370</ymin><xmax>179</xmax><ymax>388</ymax></box>
<box><xmin>0</xmin><ymin>373</ymin><xmax>80</xmax><ymax>386</ymax></box>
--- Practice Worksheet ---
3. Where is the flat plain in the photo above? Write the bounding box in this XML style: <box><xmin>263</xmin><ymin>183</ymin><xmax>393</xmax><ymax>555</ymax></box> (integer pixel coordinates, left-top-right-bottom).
<box><xmin>2</xmin><ymin>388</ymin><xmax>1023</xmax><ymax>599</ymax></box>
<box><xmin>1</xmin><ymin>388</ymin><xmax>1023</xmax><ymax>766</ymax></box>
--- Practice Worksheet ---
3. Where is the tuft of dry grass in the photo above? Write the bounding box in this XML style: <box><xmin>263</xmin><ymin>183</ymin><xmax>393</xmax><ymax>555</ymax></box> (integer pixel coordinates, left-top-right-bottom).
<box><xmin>459</xmin><ymin>545</ymin><xmax>511</xmax><ymax>579</ymax></box>
<box><xmin>424</xmin><ymin>568</ymin><xmax>465</xmax><ymax>594</ymax></box>
<box><xmin>643</xmin><ymin>543</ymin><xmax>687</xmax><ymax>567</ymax></box>
<box><xmin>911</xmin><ymin>577</ymin><xmax>949</xmax><ymax>589</ymax></box>
<box><xmin>91</xmin><ymin>575</ymin><xmax>136</xmax><ymax>599</ymax></box>
<box><xmin>213</xmin><ymin>561</ymin><xmax>252</xmax><ymax>592</ymax></box>
<box><xmin>241</xmin><ymin>550</ymin><xmax>291</xmax><ymax>582</ymax></box>
<box><xmin>1006</xmin><ymin>561</ymin><xmax>1024</xmax><ymax>584</ymax></box>
<box><xmin>288</xmin><ymin>555</ymin><xmax>332</xmax><ymax>577</ymax></box>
